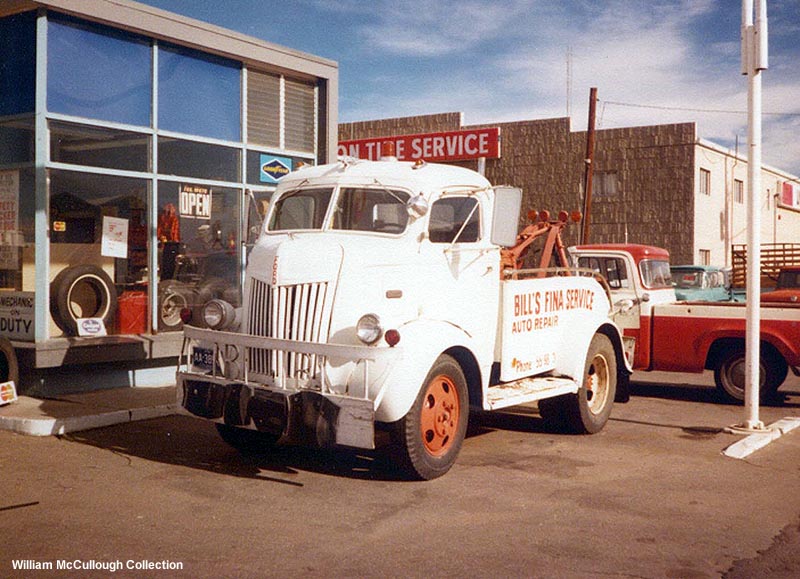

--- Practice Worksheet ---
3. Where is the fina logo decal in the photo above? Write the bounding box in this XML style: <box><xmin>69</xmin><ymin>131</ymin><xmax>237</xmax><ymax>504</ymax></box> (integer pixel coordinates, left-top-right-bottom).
<box><xmin>260</xmin><ymin>157</ymin><xmax>291</xmax><ymax>183</ymax></box>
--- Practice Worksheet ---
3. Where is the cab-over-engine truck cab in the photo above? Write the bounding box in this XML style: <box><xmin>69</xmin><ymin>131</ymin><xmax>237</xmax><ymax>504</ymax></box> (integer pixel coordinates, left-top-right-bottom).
<box><xmin>178</xmin><ymin>158</ymin><xmax>630</xmax><ymax>479</ymax></box>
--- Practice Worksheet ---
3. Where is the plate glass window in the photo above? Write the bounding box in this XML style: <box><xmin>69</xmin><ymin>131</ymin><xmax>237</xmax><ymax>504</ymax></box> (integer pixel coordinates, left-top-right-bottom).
<box><xmin>158</xmin><ymin>45</ymin><xmax>241</xmax><ymax>142</ymax></box>
<box><xmin>48</xmin><ymin>16</ymin><xmax>151</xmax><ymax>127</ymax></box>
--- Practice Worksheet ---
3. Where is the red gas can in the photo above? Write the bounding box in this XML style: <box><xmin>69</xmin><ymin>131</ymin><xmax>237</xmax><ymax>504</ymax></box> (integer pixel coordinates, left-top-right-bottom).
<box><xmin>117</xmin><ymin>291</ymin><xmax>148</xmax><ymax>334</ymax></box>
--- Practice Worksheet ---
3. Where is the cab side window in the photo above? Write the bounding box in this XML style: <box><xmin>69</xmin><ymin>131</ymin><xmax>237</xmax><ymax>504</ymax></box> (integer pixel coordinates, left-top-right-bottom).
<box><xmin>578</xmin><ymin>256</ymin><xmax>629</xmax><ymax>289</ymax></box>
<box><xmin>428</xmin><ymin>197</ymin><xmax>480</xmax><ymax>243</ymax></box>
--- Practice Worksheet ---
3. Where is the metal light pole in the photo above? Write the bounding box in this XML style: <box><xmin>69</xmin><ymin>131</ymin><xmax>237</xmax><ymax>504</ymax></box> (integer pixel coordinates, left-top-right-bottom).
<box><xmin>738</xmin><ymin>0</ymin><xmax>768</xmax><ymax>431</ymax></box>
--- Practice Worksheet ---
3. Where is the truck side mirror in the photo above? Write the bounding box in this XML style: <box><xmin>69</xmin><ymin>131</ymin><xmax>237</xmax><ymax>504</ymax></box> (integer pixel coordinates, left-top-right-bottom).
<box><xmin>490</xmin><ymin>186</ymin><xmax>522</xmax><ymax>247</ymax></box>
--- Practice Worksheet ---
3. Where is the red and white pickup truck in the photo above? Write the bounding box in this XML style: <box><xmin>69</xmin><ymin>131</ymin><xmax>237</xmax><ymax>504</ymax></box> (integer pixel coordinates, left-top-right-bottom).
<box><xmin>570</xmin><ymin>244</ymin><xmax>800</xmax><ymax>403</ymax></box>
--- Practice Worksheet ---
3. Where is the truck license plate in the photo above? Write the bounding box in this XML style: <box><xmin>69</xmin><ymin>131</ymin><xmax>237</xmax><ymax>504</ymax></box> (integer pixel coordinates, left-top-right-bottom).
<box><xmin>192</xmin><ymin>346</ymin><xmax>214</xmax><ymax>371</ymax></box>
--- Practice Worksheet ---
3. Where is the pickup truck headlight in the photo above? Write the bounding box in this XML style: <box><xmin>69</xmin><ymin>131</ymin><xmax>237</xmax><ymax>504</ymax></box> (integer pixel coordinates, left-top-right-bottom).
<box><xmin>356</xmin><ymin>314</ymin><xmax>383</xmax><ymax>345</ymax></box>
<box><xmin>203</xmin><ymin>299</ymin><xmax>237</xmax><ymax>330</ymax></box>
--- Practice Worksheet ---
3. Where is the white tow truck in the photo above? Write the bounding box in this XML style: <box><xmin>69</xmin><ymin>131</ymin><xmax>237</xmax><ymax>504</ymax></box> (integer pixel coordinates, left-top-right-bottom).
<box><xmin>177</xmin><ymin>157</ymin><xmax>631</xmax><ymax>479</ymax></box>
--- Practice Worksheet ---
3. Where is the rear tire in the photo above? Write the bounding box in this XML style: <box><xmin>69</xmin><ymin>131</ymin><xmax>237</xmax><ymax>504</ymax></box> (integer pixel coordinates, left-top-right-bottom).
<box><xmin>392</xmin><ymin>355</ymin><xmax>468</xmax><ymax>480</ymax></box>
<box><xmin>549</xmin><ymin>333</ymin><xmax>617</xmax><ymax>434</ymax></box>
<box><xmin>714</xmin><ymin>347</ymin><xmax>788</xmax><ymax>403</ymax></box>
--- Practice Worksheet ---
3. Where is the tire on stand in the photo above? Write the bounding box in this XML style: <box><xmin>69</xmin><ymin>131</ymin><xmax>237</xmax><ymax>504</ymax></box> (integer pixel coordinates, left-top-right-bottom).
<box><xmin>544</xmin><ymin>333</ymin><xmax>617</xmax><ymax>434</ymax></box>
<box><xmin>50</xmin><ymin>264</ymin><xmax>117</xmax><ymax>336</ymax></box>
<box><xmin>714</xmin><ymin>346</ymin><xmax>788</xmax><ymax>404</ymax></box>
<box><xmin>392</xmin><ymin>354</ymin><xmax>469</xmax><ymax>480</ymax></box>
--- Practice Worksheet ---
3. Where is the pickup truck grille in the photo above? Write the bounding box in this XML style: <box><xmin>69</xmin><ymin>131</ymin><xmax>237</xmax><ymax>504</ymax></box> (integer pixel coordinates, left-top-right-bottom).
<box><xmin>246</xmin><ymin>278</ymin><xmax>332</xmax><ymax>379</ymax></box>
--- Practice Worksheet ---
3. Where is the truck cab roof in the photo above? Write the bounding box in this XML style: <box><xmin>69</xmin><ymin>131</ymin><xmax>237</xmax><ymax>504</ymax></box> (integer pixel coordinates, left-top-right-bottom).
<box><xmin>279</xmin><ymin>158</ymin><xmax>492</xmax><ymax>193</ymax></box>
<box><xmin>571</xmin><ymin>244</ymin><xmax>670</xmax><ymax>263</ymax></box>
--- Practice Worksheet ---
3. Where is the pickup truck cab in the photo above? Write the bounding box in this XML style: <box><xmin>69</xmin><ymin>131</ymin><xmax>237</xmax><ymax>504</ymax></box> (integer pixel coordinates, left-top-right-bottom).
<box><xmin>670</xmin><ymin>265</ymin><xmax>737</xmax><ymax>302</ymax></box>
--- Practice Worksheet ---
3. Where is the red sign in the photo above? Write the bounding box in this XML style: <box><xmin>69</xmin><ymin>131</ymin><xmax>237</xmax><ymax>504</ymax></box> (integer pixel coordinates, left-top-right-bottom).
<box><xmin>338</xmin><ymin>127</ymin><xmax>501</xmax><ymax>162</ymax></box>
<box><xmin>782</xmin><ymin>182</ymin><xmax>799</xmax><ymax>209</ymax></box>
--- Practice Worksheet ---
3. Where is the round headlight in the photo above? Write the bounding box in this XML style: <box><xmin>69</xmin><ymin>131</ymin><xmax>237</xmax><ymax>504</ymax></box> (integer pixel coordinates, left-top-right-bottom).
<box><xmin>356</xmin><ymin>314</ymin><xmax>383</xmax><ymax>345</ymax></box>
<box><xmin>203</xmin><ymin>299</ymin><xmax>235</xmax><ymax>330</ymax></box>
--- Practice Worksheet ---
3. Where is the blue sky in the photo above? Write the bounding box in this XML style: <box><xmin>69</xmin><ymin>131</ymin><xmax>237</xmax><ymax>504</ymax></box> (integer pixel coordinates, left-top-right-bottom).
<box><xmin>139</xmin><ymin>0</ymin><xmax>800</xmax><ymax>175</ymax></box>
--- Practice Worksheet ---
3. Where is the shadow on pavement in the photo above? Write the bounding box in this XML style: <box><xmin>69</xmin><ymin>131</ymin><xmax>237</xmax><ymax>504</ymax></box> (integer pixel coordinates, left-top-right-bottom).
<box><xmin>629</xmin><ymin>379</ymin><xmax>800</xmax><ymax>408</ymax></box>
<box><xmin>62</xmin><ymin>414</ymin><xmax>412</xmax><ymax>484</ymax></box>
<box><xmin>58</xmin><ymin>378</ymin><xmax>800</xmax><ymax>484</ymax></box>
<box><xmin>60</xmin><ymin>407</ymin><xmax>568</xmax><ymax>483</ymax></box>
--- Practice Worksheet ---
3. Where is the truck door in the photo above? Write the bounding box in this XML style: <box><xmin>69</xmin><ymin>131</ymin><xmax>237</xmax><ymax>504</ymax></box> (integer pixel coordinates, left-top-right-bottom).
<box><xmin>423</xmin><ymin>193</ymin><xmax>500</xmax><ymax>362</ymax></box>
<box><xmin>577</xmin><ymin>255</ymin><xmax>643</xmax><ymax>366</ymax></box>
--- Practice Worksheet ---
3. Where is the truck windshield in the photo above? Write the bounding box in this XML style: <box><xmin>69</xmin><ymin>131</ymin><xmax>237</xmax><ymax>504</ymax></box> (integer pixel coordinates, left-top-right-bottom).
<box><xmin>267</xmin><ymin>186</ymin><xmax>410</xmax><ymax>234</ymax></box>
<box><xmin>776</xmin><ymin>270</ymin><xmax>800</xmax><ymax>289</ymax></box>
<box><xmin>639</xmin><ymin>259</ymin><xmax>672</xmax><ymax>289</ymax></box>
<box><xmin>332</xmin><ymin>187</ymin><xmax>410</xmax><ymax>233</ymax></box>
<box><xmin>268</xmin><ymin>188</ymin><xmax>333</xmax><ymax>231</ymax></box>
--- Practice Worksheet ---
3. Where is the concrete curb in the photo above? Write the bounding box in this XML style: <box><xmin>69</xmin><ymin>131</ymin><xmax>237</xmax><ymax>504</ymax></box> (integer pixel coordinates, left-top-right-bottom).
<box><xmin>0</xmin><ymin>402</ymin><xmax>178</xmax><ymax>436</ymax></box>
<box><xmin>722</xmin><ymin>417</ymin><xmax>800</xmax><ymax>459</ymax></box>
<box><xmin>0</xmin><ymin>387</ymin><xmax>179</xmax><ymax>437</ymax></box>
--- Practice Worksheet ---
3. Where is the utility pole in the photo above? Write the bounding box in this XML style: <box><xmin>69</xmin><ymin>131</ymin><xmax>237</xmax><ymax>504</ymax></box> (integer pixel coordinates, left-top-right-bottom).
<box><xmin>581</xmin><ymin>87</ymin><xmax>598</xmax><ymax>244</ymax></box>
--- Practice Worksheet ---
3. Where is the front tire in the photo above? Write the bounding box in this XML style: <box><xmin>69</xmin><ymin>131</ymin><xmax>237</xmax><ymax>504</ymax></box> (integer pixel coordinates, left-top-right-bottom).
<box><xmin>392</xmin><ymin>355</ymin><xmax>468</xmax><ymax>480</ymax></box>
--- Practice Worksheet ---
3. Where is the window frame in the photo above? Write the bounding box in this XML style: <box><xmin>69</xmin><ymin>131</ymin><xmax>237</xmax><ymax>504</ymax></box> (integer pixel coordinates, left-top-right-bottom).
<box><xmin>699</xmin><ymin>168</ymin><xmax>711</xmax><ymax>196</ymax></box>
<box><xmin>734</xmin><ymin>179</ymin><xmax>744</xmax><ymax>204</ymax></box>
<box><xmin>427</xmin><ymin>195</ymin><xmax>482</xmax><ymax>244</ymax></box>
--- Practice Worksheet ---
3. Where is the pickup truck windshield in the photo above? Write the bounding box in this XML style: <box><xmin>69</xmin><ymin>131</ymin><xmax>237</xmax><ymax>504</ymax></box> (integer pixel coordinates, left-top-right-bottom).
<box><xmin>776</xmin><ymin>269</ymin><xmax>800</xmax><ymax>289</ymax></box>
<box><xmin>267</xmin><ymin>186</ymin><xmax>409</xmax><ymax>233</ymax></box>
<box><xmin>639</xmin><ymin>259</ymin><xmax>672</xmax><ymax>289</ymax></box>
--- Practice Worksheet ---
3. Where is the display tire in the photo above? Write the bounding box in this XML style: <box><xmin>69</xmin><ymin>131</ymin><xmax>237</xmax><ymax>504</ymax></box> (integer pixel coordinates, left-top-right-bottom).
<box><xmin>50</xmin><ymin>265</ymin><xmax>117</xmax><ymax>336</ymax></box>
<box><xmin>391</xmin><ymin>354</ymin><xmax>469</xmax><ymax>480</ymax></box>
<box><xmin>0</xmin><ymin>337</ymin><xmax>19</xmax><ymax>385</ymax></box>
<box><xmin>158</xmin><ymin>280</ymin><xmax>193</xmax><ymax>330</ymax></box>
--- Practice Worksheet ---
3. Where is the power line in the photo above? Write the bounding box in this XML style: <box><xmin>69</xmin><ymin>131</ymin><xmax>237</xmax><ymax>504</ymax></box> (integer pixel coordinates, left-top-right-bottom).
<box><xmin>602</xmin><ymin>99</ymin><xmax>800</xmax><ymax>117</ymax></box>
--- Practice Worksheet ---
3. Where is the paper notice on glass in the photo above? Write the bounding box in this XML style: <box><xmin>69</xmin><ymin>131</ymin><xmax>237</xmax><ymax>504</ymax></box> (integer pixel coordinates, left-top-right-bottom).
<box><xmin>0</xmin><ymin>170</ymin><xmax>20</xmax><ymax>269</ymax></box>
<box><xmin>101</xmin><ymin>215</ymin><xmax>129</xmax><ymax>258</ymax></box>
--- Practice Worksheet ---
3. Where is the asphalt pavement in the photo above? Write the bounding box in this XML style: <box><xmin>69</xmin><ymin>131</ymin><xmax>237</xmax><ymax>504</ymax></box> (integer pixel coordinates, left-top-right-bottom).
<box><xmin>2</xmin><ymin>369</ymin><xmax>800</xmax><ymax>577</ymax></box>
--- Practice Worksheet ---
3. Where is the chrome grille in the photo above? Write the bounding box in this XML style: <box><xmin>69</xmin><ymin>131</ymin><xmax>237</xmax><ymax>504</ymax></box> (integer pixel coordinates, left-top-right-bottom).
<box><xmin>246</xmin><ymin>278</ymin><xmax>331</xmax><ymax>380</ymax></box>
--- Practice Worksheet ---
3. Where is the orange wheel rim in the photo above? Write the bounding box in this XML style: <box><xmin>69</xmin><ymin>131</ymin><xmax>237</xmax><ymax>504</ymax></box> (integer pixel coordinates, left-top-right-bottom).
<box><xmin>420</xmin><ymin>374</ymin><xmax>460</xmax><ymax>457</ymax></box>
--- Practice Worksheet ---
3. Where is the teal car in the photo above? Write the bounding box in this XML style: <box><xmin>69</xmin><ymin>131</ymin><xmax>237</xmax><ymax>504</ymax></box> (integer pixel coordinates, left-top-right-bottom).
<box><xmin>671</xmin><ymin>265</ymin><xmax>736</xmax><ymax>302</ymax></box>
